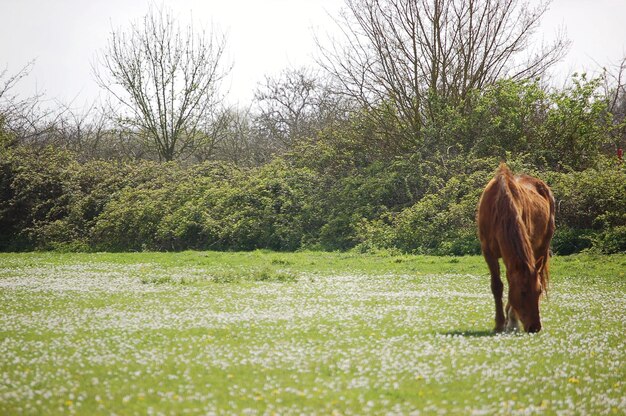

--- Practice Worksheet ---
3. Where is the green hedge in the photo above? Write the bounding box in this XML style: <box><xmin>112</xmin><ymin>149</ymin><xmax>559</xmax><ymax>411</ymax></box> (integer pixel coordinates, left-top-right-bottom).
<box><xmin>1</xmin><ymin>74</ymin><xmax>624</xmax><ymax>254</ymax></box>
<box><xmin>1</xmin><ymin>142</ymin><xmax>624</xmax><ymax>254</ymax></box>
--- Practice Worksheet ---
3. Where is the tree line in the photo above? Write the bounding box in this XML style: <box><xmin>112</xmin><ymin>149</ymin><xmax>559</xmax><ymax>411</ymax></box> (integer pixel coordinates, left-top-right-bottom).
<box><xmin>1</xmin><ymin>0</ymin><xmax>625</xmax><ymax>254</ymax></box>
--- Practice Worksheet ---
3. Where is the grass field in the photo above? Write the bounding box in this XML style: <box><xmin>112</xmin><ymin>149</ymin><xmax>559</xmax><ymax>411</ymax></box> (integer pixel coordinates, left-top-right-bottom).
<box><xmin>1</xmin><ymin>251</ymin><xmax>624</xmax><ymax>415</ymax></box>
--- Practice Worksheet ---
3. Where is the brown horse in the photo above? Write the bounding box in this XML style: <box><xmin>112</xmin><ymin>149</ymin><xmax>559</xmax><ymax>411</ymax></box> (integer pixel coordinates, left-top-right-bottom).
<box><xmin>477</xmin><ymin>163</ymin><xmax>555</xmax><ymax>333</ymax></box>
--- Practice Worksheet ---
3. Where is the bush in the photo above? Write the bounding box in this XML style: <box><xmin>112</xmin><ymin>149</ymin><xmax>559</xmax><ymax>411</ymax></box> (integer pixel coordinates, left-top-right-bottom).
<box><xmin>592</xmin><ymin>226</ymin><xmax>626</xmax><ymax>254</ymax></box>
<box><xmin>547</xmin><ymin>159</ymin><xmax>626</xmax><ymax>233</ymax></box>
<box><xmin>551</xmin><ymin>227</ymin><xmax>595</xmax><ymax>255</ymax></box>
<box><xmin>196</xmin><ymin>160</ymin><xmax>323</xmax><ymax>251</ymax></box>
<box><xmin>0</xmin><ymin>145</ymin><xmax>76</xmax><ymax>250</ymax></box>
<box><xmin>356</xmin><ymin>166</ymin><xmax>491</xmax><ymax>255</ymax></box>
<box><xmin>91</xmin><ymin>187</ymin><xmax>171</xmax><ymax>251</ymax></box>
<box><xmin>3</xmin><ymin>68</ymin><xmax>623</xmax><ymax>255</ymax></box>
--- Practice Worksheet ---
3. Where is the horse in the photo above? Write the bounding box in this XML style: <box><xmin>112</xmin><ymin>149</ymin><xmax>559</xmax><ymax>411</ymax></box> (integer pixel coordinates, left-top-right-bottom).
<box><xmin>477</xmin><ymin>163</ymin><xmax>555</xmax><ymax>333</ymax></box>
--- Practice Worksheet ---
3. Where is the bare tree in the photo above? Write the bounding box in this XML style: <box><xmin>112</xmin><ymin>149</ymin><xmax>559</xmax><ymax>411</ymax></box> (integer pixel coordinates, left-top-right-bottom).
<box><xmin>0</xmin><ymin>62</ymin><xmax>34</xmax><ymax>110</ymax></box>
<box><xmin>0</xmin><ymin>61</ymin><xmax>70</xmax><ymax>146</ymax></box>
<box><xmin>47</xmin><ymin>101</ymin><xmax>110</xmax><ymax>159</ymax></box>
<box><xmin>93</xmin><ymin>5</ymin><xmax>230</xmax><ymax>161</ymax></box>
<box><xmin>212</xmin><ymin>107</ymin><xmax>255</xmax><ymax>165</ymax></box>
<box><xmin>318</xmin><ymin>0</ymin><xmax>569</xmax><ymax>147</ymax></box>
<box><xmin>0</xmin><ymin>66</ymin><xmax>109</xmax><ymax>156</ymax></box>
<box><xmin>0</xmin><ymin>61</ymin><xmax>41</xmax><ymax>141</ymax></box>
<box><xmin>200</xmin><ymin>106</ymin><xmax>277</xmax><ymax>167</ymax></box>
<box><xmin>602</xmin><ymin>57</ymin><xmax>626</xmax><ymax>153</ymax></box>
<box><xmin>253</xmin><ymin>67</ymin><xmax>351</xmax><ymax>150</ymax></box>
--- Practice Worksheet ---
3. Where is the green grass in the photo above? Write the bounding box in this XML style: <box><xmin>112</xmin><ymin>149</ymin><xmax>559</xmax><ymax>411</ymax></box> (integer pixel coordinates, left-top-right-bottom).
<box><xmin>1</xmin><ymin>251</ymin><xmax>624</xmax><ymax>415</ymax></box>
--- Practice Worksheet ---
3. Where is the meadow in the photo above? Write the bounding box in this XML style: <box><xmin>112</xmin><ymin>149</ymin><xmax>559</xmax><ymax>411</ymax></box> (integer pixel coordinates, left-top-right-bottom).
<box><xmin>0</xmin><ymin>251</ymin><xmax>624</xmax><ymax>415</ymax></box>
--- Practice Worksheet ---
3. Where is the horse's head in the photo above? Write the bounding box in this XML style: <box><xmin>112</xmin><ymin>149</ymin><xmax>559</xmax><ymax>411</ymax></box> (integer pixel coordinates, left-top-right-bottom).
<box><xmin>508</xmin><ymin>256</ymin><xmax>545</xmax><ymax>333</ymax></box>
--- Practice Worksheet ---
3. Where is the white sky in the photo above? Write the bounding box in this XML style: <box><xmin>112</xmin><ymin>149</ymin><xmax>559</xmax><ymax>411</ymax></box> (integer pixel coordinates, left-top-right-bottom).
<box><xmin>1</xmin><ymin>0</ymin><xmax>625</xmax><ymax>108</ymax></box>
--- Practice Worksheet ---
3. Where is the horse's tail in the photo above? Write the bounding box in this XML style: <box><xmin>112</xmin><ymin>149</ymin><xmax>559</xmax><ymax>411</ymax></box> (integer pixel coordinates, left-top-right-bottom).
<box><xmin>496</xmin><ymin>162</ymin><xmax>513</xmax><ymax>182</ymax></box>
<box><xmin>495</xmin><ymin>163</ymin><xmax>521</xmax><ymax>212</ymax></box>
<box><xmin>496</xmin><ymin>163</ymin><xmax>553</xmax><ymax>295</ymax></box>
<box><xmin>494</xmin><ymin>163</ymin><xmax>535</xmax><ymax>273</ymax></box>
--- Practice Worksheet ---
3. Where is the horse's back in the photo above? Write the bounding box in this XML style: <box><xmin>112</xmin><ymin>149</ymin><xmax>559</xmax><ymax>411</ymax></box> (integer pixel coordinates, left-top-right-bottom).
<box><xmin>477</xmin><ymin>164</ymin><xmax>555</xmax><ymax>257</ymax></box>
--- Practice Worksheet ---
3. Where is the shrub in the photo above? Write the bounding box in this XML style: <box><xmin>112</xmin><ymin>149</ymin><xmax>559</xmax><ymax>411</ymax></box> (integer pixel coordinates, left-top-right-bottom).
<box><xmin>214</xmin><ymin>160</ymin><xmax>322</xmax><ymax>251</ymax></box>
<box><xmin>547</xmin><ymin>159</ymin><xmax>625</xmax><ymax>233</ymax></box>
<box><xmin>91</xmin><ymin>187</ymin><xmax>171</xmax><ymax>251</ymax></box>
<box><xmin>592</xmin><ymin>226</ymin><xmax>626</xmax><ymax>254</ymax></box>
<box><xmin>0</xmin><ymin>145</ymin><xmax>76</xmax><ymax>250</ymax></box>
<box><xmin>551</xmin><ymin>227</ymin><xmax>595</xmax><ymax>255</ymax></box>
<box><xmin>0</xmin><ymin>132</ymin><xmax>623</xmax><ymax>254</ymax></box>
<box><xmin>357</xmin><ymin>166</ymin><xmax>491</xmax><ymax>255</ymax></box>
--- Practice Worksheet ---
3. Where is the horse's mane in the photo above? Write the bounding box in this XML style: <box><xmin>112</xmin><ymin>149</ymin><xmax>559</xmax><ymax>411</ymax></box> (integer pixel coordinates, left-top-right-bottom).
<box><xmin>494</xmin><ymin>163</ymin><xmax>536</xmax><ymax>277</ymax></box>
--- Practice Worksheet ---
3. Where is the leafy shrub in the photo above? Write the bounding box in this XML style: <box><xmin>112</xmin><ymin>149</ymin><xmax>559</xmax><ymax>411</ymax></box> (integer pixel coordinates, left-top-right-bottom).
<box><xmin>539</xmin><ymin>75</ymin><xmax>612</xmax><ymax>171</ymax></box>
<box><xmin>551</xmin><ymin>227</ymin><xmax>595</xmax><ymax>255</ymax></box>
<box><xmin>451</xmin><ymin>79</ymin><xmax>548</xmax><ymax>160</ymax></box>
<box><xmin>91</xmin><ymin>187</ymin><xmax>170</xmax><ymax>251</ymax></box>
<box><xmin>356</xmin><ymin>167</ymin><xmax>491</xmax><ymax>255</ymax></box>
<box><xmin>0</xmin><ymin>145</ymin><xmax>76</xmax><ymax>250</ymax></box>
<box><xmin>551</xmin><ymin>164</ymin><xmax>625</xmax><ymax>230</ymax></box>
<box><xmin>592</xmin><ymin>226</ymin><xmax>626</xmax><ymax>254</ymax></box>
<box><xmin>204</xmin><ymin>160</ymin><xmax>322</xmax><ymax>251</ymax></box>
<box><xmin>3</xmin><ymin>67</ymin><xmax>623</xmax><ymax>255</ymax></box>
<box><xmin>156</xmin><ymin>160</ymin><xmax>322</xmax><ymax>251</ymax></box>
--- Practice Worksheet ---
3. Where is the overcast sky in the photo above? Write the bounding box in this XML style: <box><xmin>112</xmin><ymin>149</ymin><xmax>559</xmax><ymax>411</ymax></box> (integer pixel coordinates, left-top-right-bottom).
<box><xmin>1</xmin><ymin>0</ymin><xmax>625</xmax><ymax>108</ymax></box>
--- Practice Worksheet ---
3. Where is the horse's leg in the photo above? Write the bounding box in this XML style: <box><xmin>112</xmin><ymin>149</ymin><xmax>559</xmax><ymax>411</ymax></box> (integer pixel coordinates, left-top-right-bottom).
<box><xmin>485</xmin><ymin>251</ymin><xmax>505</xmax><ymax>332</ymax></box>
<box><xmin>505</xmin><ymin>303</ymin><xmax>520</xmax><ymax>331</ymax></box>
